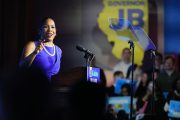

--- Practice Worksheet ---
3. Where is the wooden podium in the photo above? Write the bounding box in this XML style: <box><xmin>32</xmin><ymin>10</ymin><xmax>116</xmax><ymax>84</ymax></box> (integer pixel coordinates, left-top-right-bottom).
<box><xmin>52</xmin><ymin>66</ymin><xmax>106</xmax><ymax>89</ymax></box>
<box><xmin>52</xmin><ymin>67</ymin><xmax>87</xmax><ymax>88</ymax></box>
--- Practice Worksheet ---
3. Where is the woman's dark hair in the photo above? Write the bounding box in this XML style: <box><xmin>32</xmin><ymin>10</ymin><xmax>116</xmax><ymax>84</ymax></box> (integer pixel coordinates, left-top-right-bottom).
<box><xmin>117</xmin><ymin>110</ymin><xmax>129</xmax><ymax>120</ymax></box>
<box><xmin>39</xmin><ymin>17</ymin><xmax>55</xmax><ymax>29</ymax></box>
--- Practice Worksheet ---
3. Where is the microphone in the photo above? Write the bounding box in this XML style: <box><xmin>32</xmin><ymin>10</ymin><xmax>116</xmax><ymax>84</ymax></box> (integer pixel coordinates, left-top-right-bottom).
<box><xmin>76</xmin><ymin>44</ymin><xmax>94</xmax><ymax>56</ymax></box>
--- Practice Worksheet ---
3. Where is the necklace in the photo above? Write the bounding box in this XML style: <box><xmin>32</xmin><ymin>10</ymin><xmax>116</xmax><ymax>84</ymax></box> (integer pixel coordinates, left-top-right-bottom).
<box><xmin>42</xmin><ymin>44</ymin><xmax>56</xmax><ymax>56</ymax></box>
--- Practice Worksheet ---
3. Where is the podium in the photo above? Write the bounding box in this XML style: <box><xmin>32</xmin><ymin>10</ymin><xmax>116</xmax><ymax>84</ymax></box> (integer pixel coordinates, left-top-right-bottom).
<box><xmin>52</xmin><ymin>66</ymin><xmax>106</xmax><ymax>89</ymax></box>
<box><xmin>52</xmin><ymin>67</ymin><xmax>87</xmax><ymax>87</ymax></box>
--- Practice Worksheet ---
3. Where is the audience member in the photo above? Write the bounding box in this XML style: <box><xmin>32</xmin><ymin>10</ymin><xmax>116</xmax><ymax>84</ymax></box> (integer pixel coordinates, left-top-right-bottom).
<box><xmin>117</xmin><ymin>110</ymin><xmax>129</xmax><ymax>120</ymax></box>
<box><xmin>155</xmin><ymin>52</ymin><xmax>163</xmax><ymax>71</ymax></box>
<box><xmin>136</xmin><ymin>81</ymin><xmax>168</xmax><ymax>120</ymax></box>
<box><xmin>113</xmin><ymin>48</ymin><xmax>132</xmax><ymax>78</ymax></box>
<box><xmin>107</xmin><ymin>71</ymin><xmax>124</xmax><ymax>96</ymax></box>
<box><xmin>135</xmin><ymin>72</ymin><xmax>150</xmax><ymax>98</ymax></box>
<box><xmin>120</xmin><ymin>84</ymin><xmax>131</xmax><ymax>96</ymax></box>
<box><xmin>70</xmin><ymin>81</ymin><xmax>107</xmax><ymax>120</ymax></box>
<box><xmin>157</xmin><ymin>56</ymin><xmax>180</xmax><ymax>92</ymax></box>
<box><xmin>164</xmin><ymin>77</ymin><xmax>180</xmax><ymax>120</ymax></box>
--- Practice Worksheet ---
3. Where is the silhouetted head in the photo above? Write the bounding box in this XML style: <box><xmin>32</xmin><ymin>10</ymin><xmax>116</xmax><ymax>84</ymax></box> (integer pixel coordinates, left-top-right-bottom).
<box><xmin>71</xmin><ymin>81</ymin><xmax>107</xmax><ymax>120</ymax></box>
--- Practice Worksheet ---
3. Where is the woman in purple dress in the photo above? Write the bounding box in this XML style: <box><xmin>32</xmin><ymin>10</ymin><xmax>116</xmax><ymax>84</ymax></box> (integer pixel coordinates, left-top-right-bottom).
<box><xmin>19</xmin><ymin>17</ymin><xmax>62</xmax><ymax>80</ymax></box>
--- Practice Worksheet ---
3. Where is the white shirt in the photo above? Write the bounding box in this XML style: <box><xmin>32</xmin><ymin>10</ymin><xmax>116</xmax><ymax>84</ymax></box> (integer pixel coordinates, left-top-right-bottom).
<box><xmin>113</xmin><ymin>61</ymin><xmax>131</xmax><ymax>77</ymax></box>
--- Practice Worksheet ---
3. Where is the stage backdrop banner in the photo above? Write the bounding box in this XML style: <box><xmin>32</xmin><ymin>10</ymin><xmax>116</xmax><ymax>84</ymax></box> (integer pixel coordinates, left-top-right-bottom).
<box><xmin>164</xmin><ymin>0</ymin><xmax>180</xmax><ymax>54</ymax></box>
<box><xmin>97</xmin><ymin>0</ymin><xmax>149</xmax><ymax>65</ymax></box>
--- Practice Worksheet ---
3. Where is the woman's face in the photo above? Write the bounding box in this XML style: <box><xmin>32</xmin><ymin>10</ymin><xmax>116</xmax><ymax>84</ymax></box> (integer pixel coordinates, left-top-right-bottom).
<box><xmin>40</xmin><ymin>18</ymin><xmax>56</xmax><ymax>42</ymax></box>
<box><xmin>121</xmin><ymin>87</ymin><xmax>129</xmax><ymax>96</ymax></box>
<box><xmin>141</xmin><ymin>73</ymin><xmax>148</xmax><ymax>83</ymax></box>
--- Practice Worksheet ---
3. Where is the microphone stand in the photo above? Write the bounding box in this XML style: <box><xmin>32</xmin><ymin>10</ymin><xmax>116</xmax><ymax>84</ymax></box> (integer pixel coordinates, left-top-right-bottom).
<box><xmin>128</xmin><ymin>40</ymin><xmax>134</xmax><ymax>120</ymax></box>
<box><xmin>84</xmin><ymin>52</ymin><xmax>94</xmax><ymax>67</ymax></box>
<box><xmin>84</xmin><ymin>52</ymin><xmax>95</xmax><ymax>81</ymax></box>
<box><xmin>150</xmin><ymin>50</ymin><xmax>156</xmax><ymax>119</ymax></box>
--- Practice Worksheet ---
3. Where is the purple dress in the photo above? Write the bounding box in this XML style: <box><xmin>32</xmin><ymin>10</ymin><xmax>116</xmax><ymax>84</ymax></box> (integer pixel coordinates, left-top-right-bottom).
<box><xmin>32</xmin><ymin>41</ymin><xmax>62</xmax><ymax>80</ymax></box>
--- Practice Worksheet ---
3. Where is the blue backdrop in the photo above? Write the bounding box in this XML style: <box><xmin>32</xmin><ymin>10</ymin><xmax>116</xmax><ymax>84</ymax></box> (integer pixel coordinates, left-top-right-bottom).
<box><xmin>164</xmin><ymin>1</ymin><xmax>180</xmax><ymax>54</ymax></box>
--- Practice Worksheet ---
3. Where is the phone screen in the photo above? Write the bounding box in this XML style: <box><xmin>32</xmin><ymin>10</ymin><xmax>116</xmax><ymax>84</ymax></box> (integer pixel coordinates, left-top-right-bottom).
<box><xmin>87</xmin><ymin>66</ymin><xmax>101</xmax><ymax>83</ymax></box>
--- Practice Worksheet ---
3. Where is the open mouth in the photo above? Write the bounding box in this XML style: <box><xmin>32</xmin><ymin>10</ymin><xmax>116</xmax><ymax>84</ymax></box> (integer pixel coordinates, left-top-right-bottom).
<box><xmin>46</xmin><ymin>33</ymin><xmax>54</xmax><ymax>37</ymax></box>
